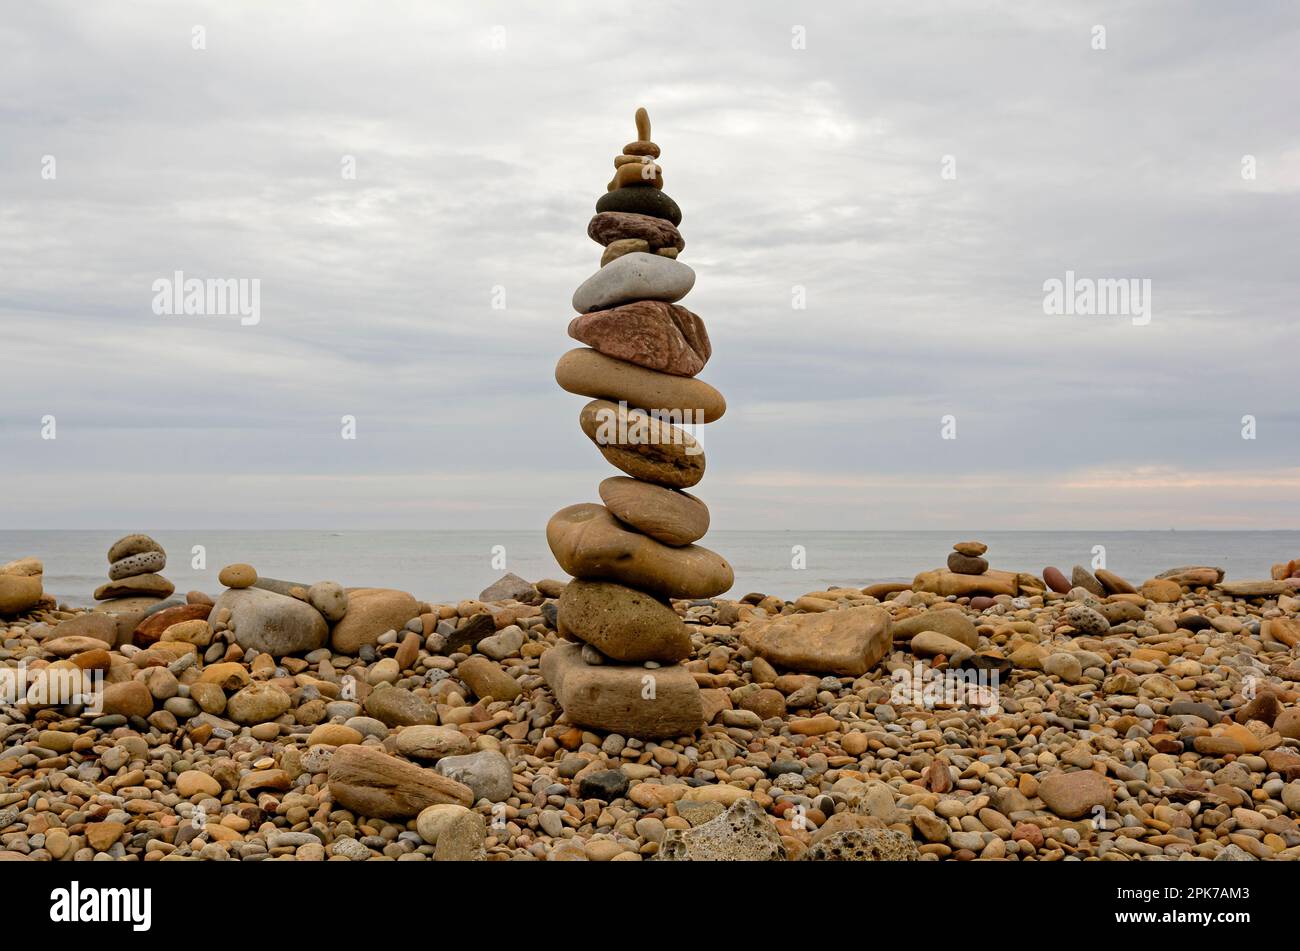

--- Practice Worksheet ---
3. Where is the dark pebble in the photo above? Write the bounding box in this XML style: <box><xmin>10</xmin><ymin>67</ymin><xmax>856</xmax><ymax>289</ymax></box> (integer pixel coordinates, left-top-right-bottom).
<box><xmin>578</xmin><ymin>769</ymin><xmax>630</xmax><ymax>801</ymax></box>
<box><xmin>596</xmin><ymin>187</ymin><xmax>682</xmax><ymax>225</ymax></box>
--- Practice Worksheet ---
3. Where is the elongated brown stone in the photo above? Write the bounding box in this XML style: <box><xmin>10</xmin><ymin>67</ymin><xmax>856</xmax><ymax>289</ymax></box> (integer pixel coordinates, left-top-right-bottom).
<box><xmin>599</xmin><ymin>475</ymin><xmax>709</xmax><ymax>546</ymax></box>
<box><xmin>555</xmin><ymin>348</ymin><xmax>725</xmax><ymax>423</ymax></box>
<box><xmin>327</xmin><ymin>745</ymin><xmax>473</xmax><ymax>818</ymax></box>
<box><xmin>579</xmin><ymin>399</ymin><xmax>704</xmax><ymax>489</ymax></box>
<box><xmin>547</xmin><ymin>503</ymin><xmax>732</xmax><ymax>600</ymax></box>
<box><xmin>588</xmin><ymin>211</ymin><xmax>683</xmax><ymax>251</ymax></box>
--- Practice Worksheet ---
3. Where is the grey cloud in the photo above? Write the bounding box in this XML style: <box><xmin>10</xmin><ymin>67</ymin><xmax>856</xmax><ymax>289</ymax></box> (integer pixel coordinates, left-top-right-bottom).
<box><xmin>1</xmin><ymin>0</ymin><xmax>1297</xmax><ymax>529</ymax></box>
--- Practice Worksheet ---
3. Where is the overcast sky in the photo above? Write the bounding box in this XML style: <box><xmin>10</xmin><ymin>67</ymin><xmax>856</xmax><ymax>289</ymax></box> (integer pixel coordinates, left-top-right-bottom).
<box><xmin>2</xmin><ymin>1</ymin><xmax>1297</xmax><ymax>531</ymax></box>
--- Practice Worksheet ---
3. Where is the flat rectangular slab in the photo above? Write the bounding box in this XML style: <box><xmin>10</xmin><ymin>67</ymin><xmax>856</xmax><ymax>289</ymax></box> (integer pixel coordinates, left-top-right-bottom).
<box><xmin>540</xmin><ymin>642</ymin><xmax>703</xmax><ymax>739</ymax></box>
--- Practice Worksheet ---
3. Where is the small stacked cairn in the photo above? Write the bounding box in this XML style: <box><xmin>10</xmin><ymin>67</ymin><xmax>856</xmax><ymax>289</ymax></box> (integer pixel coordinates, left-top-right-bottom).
<box><xmin>544</xmin><ymin>107</ymin><xmax>733</xmax><ymax>739</ymax></box>
<box><xmin>947</xmin><ymin>540</ymin><xmax>989</xmax><ymax>575</ymax></box>
<box><xmin>914</xmin><ymin>538</ymin><xmax>1045</xmax><ymax>599</ymax></box>
<box><xmin>94</xmin><ymin>534</ymin><xmax>174</xmax><ymax>602</ymax></box>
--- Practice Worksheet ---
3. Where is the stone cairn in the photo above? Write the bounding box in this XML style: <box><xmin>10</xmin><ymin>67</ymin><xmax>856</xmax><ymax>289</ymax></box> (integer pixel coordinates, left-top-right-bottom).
<box><xmin>543</xmin><ymin>107</ymin><xmax>733</xmax><ymax>739</ymax></box>
<box><xmin>95</xmin><ymin>534</ymin><xmax>174</xmax><ymax>603</ymax></box>
<box><xmin>947</xmin><ymin>540</ymin><xmax>988</xmax><ymax>576</ymax></box>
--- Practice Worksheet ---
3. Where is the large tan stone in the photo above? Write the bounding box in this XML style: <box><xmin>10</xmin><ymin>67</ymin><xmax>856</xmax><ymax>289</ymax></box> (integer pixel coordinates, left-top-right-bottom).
<box><xmin>557</xmin><ymin>580</ymin><xmax>691</xmax><ymax>663</ymax></box>
<box><xmin>210</xmin><ymin>586</ymin><xmax>327</xmax><ymax>656</ymax></box>
<box><xmin>912</xmin><ymin>569</ymin><xmax>1017</xmax><ymax>598</ymax></box>
<box><xmin>330</xmin><ymin>588</ymin><xmax>421</xmax><ymax>654</ymax></box>
<box><xmin>541</xmin><ymin>642</ymin><xmax>702</xmax><ymax>738</ymax></box>
<box><xmin>599</xmin><ymin>476</ymin><xmax>708</xmax><ymax>546</ymax></box>
<box><xmin>579</xmin><ymin>399</ymin><xmax>704</xmax><ymax>489</ymax></box>
<box><xmin>739</xmin><ymin>606</ymin><xmax>891</xmax><ymax>677</ymax></box>
<box><xmin>1038</xmin><ymin>769</ymin><xmax>1114</xmax><ymax>819</ymax></box>
<box><xmin>1</xmin><ymin>557</ymin><xmax>42</xmax><ymax>577</ymax></box>
<box><xmin>555</xmin><ymin>348</ymin><xmax>725</xmax><ymax>423</ymax></box>
<box><xmin>0</xmin><ymin>559</ymin><xmax>43</xmax><ymax>616</ymax></box>
<box><xmin>889</xmin><ymin>608</ymin><xmax>979</xmax><ymax>649</ymax></box>
<box><xmin>94</xmin><ymin>573</ymin><xmax>174</xmax><ymax>601</ymax></box>
<box><xmin>49</xmin><ymin>612</ymin><xmax>117</xmax><ymax>646</ymax></box>
<box><xmin>227</xmin><ymin>682</ymin><xmax>292</xmax><ymax>724</ymax></box>
<box><xmin>547</xmin><ymin>503</ymin><xmax>732</xmax><ymax>600</ymax></box>
<box><xmin>327</xmin><ymin>745</ymin><xmax>474</xmax><ymax>819</ymax></box>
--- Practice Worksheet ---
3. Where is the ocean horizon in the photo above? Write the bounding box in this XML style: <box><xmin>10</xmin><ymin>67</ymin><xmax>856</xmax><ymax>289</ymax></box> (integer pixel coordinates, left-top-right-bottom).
<box><xmin>6</xmin><ymin>529</ymin><xmax>1297</xmax><ymax>607</ymax></box>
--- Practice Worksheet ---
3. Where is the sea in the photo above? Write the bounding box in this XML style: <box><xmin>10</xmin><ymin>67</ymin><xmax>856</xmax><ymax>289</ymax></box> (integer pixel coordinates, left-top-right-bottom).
<box><xmin>4</xmin><ymin>530</ymin><xmax>1298</xmax><ymax>608</ymax></box>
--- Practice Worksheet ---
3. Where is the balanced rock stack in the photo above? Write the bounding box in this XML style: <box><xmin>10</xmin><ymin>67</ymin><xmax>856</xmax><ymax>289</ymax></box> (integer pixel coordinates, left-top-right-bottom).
<box><xmin>914</xmin><ymin>538</ymin><xmax>1046</xmax><ymax>599</ymax></box>
<box><xmin>94</xmin><ymin>534</ymin><xmax>174</xmax><ymax>603</ymax></box>
<box><xmin>544</xmin><ymin>107</ymin><xmax>733</xmax><ymax>740</ymax></box>
<box><xmin>947</xmin><ymin>540</ymin><xmax>989</xmax><ymax>575</ymax></box>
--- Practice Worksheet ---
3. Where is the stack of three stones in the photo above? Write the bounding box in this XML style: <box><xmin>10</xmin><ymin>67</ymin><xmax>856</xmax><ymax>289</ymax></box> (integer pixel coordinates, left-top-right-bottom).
<box><xmin>95</xmin><ymin>534</ymin><xmax>174</xmax><ymax>603</ymax></box>
<box><xmin>543</xmin><ymin>108</ymin><xmax>733</xmax><ymax>739</ymax></box>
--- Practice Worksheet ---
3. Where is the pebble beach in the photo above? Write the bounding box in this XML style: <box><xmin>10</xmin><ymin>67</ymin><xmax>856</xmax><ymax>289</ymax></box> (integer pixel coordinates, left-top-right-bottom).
<box><xmin>2</xmin><ymin>533</ymin><xmax>1300</xmax><ymax>863</ymax></box>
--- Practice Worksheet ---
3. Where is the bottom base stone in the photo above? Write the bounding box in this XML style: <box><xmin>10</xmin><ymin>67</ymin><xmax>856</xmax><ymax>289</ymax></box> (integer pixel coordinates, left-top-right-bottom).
<box><xmin>541</xmin><ymin>641</ymin><xmax>703</xmax><ymax>739</ymax></box>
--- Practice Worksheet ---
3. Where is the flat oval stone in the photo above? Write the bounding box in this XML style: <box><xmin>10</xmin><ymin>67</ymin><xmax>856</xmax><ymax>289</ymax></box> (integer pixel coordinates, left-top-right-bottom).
<box><xmin>587</xmin><ymin>212</ymin><xmax>684</xmax><ymax>251</ymax></box>
<box><xmin>599</xmin><ymin>476</ymin><xmax>708</xmax><ymax>546</ymax></box>
<box><xmin>579</xmin><ymin>400</ymin><xmax>704</xmax><ymax>489</ymax></box>
<box><xmin>547</xmin><ymin>503</ymin><xmax>733</xmax><ymax>600</ymax></box>
<box><xmin>557</xmin><ymin>579</ymin><xmax>691</xmax><ymax>663</ymax></box>
<box><xmin>108</xmin><ymin>551</ymin><xmax>166</xmax><ymax>580</ymax></box>
<box><xmin>218</xmin><ymin>563</ymin><xmax>257</xmax><ymax>588</ymax></box>
<box><xmin>609</xmin><ymin>160</ymin><xmax>662</xmax><ymax>190</ymax></box>
<box><xmin>94</xmin><ymin>573</ymin><xmax>174</xmax><ymax>601</ymax></box>
<box><xmin>568</xmin><ymin>300</ymin><xmax>710</xmax><ymax>377</ymax></box>
<box><xmin>623</xmin><ymin>140</ymin><xmax>660</xmax><ymax>158</ymax></box>
<box><xmin>946</xmin><ymin>552</ymin><xmax>988</xmax><ymax>575</ymax></box>
<box><xmin>555</xmin><ymin>348</ymin><xmax>725</xmax><ymax>423</ymax></box>
<box><xmin>596</xmin><ymin>186</ymin><xmax>681</xmax><ymax>225</ymax></box>
<box><xmin>571</xmin><ymin>253</ymin><xmax>695</xmax><ymax>313</ymax></box>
